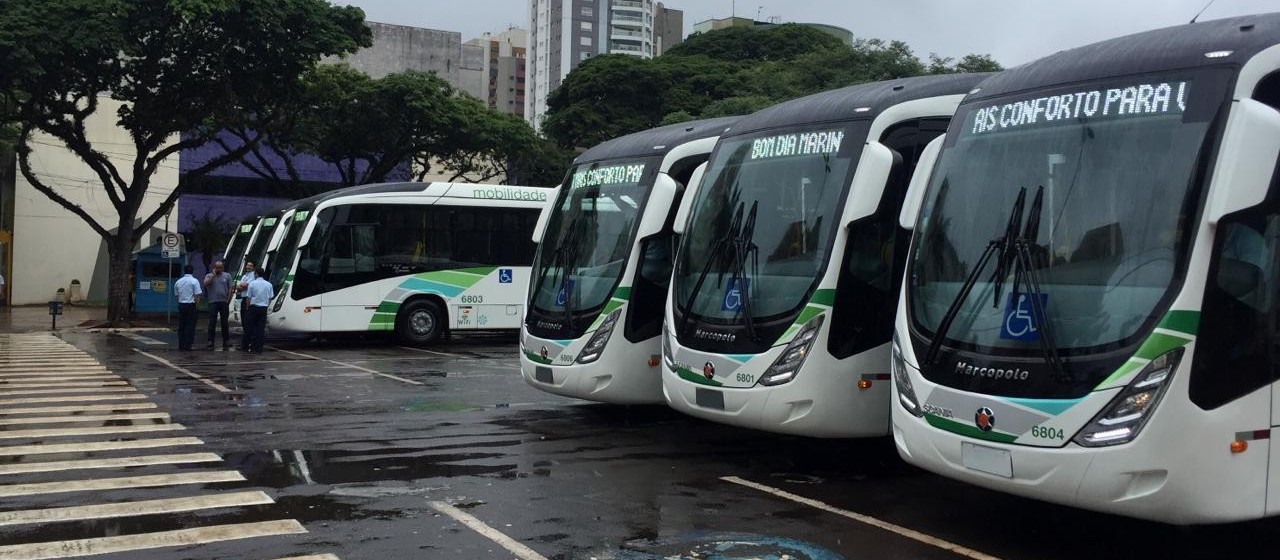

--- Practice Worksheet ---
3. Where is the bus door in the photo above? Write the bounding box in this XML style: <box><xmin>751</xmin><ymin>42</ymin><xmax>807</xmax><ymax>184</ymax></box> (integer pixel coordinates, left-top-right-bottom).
<box><xmin>319</xmin><ymin>223</ymin><xmax>383</xmax><ymax>332</ymax></box>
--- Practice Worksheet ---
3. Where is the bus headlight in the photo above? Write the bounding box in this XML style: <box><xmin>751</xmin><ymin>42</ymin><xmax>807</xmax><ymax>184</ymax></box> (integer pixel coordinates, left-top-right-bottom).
<box><xmin>576</xmin><ymin>308</ymin><xmax>622</xmax><ymax>364</ymax></box>
<box><xmin>661</xmin><ymin>321</ymin><xmax>674</xmax><ymax>368</ymax></box>
<box><xmin>271</xmin><ymin>283</ymin><xmax>289</xmax><ymax>313</ymax></box>
<box><xmin>1073</xmin><ymin>349</ymin><xmax>1183</xmax><ymax>447</ymax></box>
<box><xmin>892</xmin><ymin>336</ymin><xmax>923</xmax><ymax>417</ymax></box>
<box><xmin>760</xmin><ymin>315</ymin><xmax>825</xmax><ymax>386</ymax></box>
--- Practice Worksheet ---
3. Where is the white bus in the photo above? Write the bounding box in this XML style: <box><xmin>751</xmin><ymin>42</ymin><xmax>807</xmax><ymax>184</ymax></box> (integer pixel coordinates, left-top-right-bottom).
<box><xmin>663</xmin><ymin>74</ymin><xmax>989</xmax><ymax>437</ymax></box>
<box><xmin>892</xmin><ymin>14</ymin><xmax>1280</xmax><ymax>523</ymax></box>
<box><xmin>520</xmin><ymin>117</ymin><xmax>740</xmax><ymax>404</ymax></box>
<box><xmin>260</xmin><ymin>182</ymin><xmax>546</xmax><ymax>342</ymax></box>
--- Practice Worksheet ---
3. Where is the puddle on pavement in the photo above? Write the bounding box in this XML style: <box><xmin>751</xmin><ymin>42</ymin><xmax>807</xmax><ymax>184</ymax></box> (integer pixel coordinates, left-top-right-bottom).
<box><xmin>590</xmin><ymin>532</ymin><xmax>846</xmax><ymax>560</ymax></box>
<box><xmin>229</xmin><ymin>447</ymin><xmax>519</xmax><ymax>488</ymax></box>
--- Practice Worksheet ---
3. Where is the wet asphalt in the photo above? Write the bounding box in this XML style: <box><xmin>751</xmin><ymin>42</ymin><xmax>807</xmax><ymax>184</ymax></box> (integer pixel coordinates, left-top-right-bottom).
<box><xmin>2</xmin><ymin>329</ymin><xmax>1280</xmax><ymax>560</ymax></box>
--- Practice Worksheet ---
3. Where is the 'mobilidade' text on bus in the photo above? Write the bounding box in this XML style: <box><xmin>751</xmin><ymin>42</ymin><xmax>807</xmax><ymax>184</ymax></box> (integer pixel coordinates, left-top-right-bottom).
<box><xmin>970</xmin><ymin>81</ymin><xmax>1189</xmax><ymax>135</ymax></box>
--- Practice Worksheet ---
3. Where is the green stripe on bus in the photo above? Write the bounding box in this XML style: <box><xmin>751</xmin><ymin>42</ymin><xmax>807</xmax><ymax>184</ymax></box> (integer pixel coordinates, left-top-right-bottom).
<box><xmin>524</xmin><ymin>350</ymin><xmax>553</xmax><ymax>365</ymax></box>
<box><xmin>1097</xmin><ymin>358</ymin><xmax>1146</xmax><ymax>389</ymax></box>
<box><xmin>612</xmin><ymin>286</ymin><xmax>632</xmax><ymax>300</ymax></box>
<box><xmin>376</xmin><ymin>301</ymin><xmax>401</xmax><ymax>314</ymax></box>
<box><xmin>675</xmin><ymin>366</ymin><xmax>723</xmax><ymax>387</ymax></box>
<box><xmin>810</xmin><ymin>289</ymin><xmax>836</xmax><ymax>307</ymax></box>
<box><xmin>422</xmin><ymin>268</ymin><xmax>495</xmax><ymax>288</ymax></box>
<box><xmin>1158</xmin><ymin>310</ymin><xmax>1200</xmax><ymax>336</ymax></box>
<box><xmin>1134</xmin><ymin>332</ymin><xmax>1192</xmax><ymax>361</ymax></box>
<box><xmin>794</xmin><ymin>305</ymin><xmax>824</xmax><ymax>326</ymax></box>
<box><xmin>925</xmin><ymin>413</ymin><xmax>1018</xmax><ymax>444</ymax></box>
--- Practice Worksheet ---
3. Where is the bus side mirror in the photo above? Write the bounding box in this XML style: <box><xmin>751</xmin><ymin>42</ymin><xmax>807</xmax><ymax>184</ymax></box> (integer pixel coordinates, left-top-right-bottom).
<box><xmin>532</xmin><ymin>186</ymin><xmax>561</xmax><ymax>242</ymax></box>
<box><xmin>1207</xmin><ymin>99</ymin><xmax>1280</xmax><ymax>223</ymax></box>
<box><xmin>841</xmin><ymin>142</ymin><xmax>896</xmax><ymax>226</ymax></box>
<box><xmin>899</xmin><ymin>134</ymin><xmax>946</xmax><ymax>229</ymax></box>
<box><xmin>637</xmin><ymin>174</ymin><xmax>680</xmax><ymax>239</ymax></box>
<box><xmin>672</xmin><ymin>162</ymin><xmax>709</xmax><ymax>235</ymax></box>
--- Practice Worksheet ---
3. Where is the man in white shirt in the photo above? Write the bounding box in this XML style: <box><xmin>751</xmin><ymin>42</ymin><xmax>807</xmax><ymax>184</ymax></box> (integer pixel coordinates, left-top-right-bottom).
<box><xmin>244</xmin><ymin>268</ymin><xmax>274</xmax><ymax>354</ymax></box>
<box><xmin>235</xmin><ymin>260</ymin><xmax>257</xmax><ymax>351</ymax></box>
<box><xmin>174</xmin><ymin>265</ymin><xmax>202</xmax><ymax>351</ymax></box>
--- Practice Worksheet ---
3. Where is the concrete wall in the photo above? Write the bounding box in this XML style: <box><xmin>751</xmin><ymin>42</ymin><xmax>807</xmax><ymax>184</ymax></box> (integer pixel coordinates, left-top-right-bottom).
<box><xmin>334</xmin><ymin>22</ymin><xmax>463</xmax><ymax>82</ymax></box>
<box><xmin>654</xmin><ymin>3</ymin><xmax>684</xmax><ymax>55</ymax></box>
<box><xmin>13</xmin><ymin>96</ymin><xmax>180</xmax><ymax>305</ymax></box>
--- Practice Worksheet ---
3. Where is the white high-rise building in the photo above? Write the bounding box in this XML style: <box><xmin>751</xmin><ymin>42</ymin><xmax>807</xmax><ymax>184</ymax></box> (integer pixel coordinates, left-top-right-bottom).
<box><xmin>528</xmin><ymin>0</ymin><xmax>677</xmax><ymax>131</ymax></box>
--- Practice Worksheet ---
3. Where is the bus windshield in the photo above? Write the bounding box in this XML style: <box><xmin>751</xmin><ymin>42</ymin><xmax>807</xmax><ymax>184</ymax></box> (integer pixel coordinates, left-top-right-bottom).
<box><xmin>222</xmin><ymin>219</ymin><xmax>256</xmax><ymax>274</ymax></box>
<box><xmin>244</xmin><ymin>214</ymin><xmax>281</xmax><ymax>271</ymax></box>
<box><xmin>673</xmin><ymin>124</ymin><xmax>862</xmax><ymax>335</ymax></box>
<box><xmin>528</xmin><ymin>158</ymin><xmax>658</xmax><ymax>333</ymax></box>
<box><xmin>909</xmin><ymin>71</ymin><xmax>1229</xmax><ymax>371</ymax></box>
<box><xmin>268</xmin><ymin>207</ymin><xmax>314</xmax><ymax>290</ymax></box>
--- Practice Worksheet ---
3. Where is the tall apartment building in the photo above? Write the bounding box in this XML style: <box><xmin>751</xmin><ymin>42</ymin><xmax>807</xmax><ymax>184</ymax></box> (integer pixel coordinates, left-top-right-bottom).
<box><xmin>332</xmin><ymin>21</ymin><xmax>487</xmax><ymax>99</ymax></box>
<box><xmin>465</xmin><ymin>28</ymin><xmax>529</xmax><ymax>118</ymax></box>
<box><xmin>654</xmin><ymin>2</ymin><xmax>683</xmax><ymax>55</ymax></box>
<box><xmin>527</xmin><ymin>0</ymin><xmax>683</xmax><ymax>130</ymax></box>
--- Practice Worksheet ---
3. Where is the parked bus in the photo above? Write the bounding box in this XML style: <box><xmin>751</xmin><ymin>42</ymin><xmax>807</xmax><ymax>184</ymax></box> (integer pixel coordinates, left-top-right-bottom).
<box><xmin>521</xmin><ymin>117</ymin><xmax>740</xmax><ymax>404</ymax></box>
<box><xmin>261</xmin><ymin>182</ymin><xmax>545</xmax><ymax>342</ymax></box>
<box><xmin>892</xmin><ymin>14</ymin><xmax>1280</xmax><ymax>523</ymax></box>
<box><xmin>663</xmin><ymin>74</ymin><xmax>989</xmax><ymax>437</ymax></box>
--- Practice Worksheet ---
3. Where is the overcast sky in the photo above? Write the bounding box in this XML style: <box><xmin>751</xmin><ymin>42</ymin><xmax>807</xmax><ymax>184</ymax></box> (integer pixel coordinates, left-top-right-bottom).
<box><xmin>342</xmin><ymin>0</ymin><xmax>1276</xmax><ymax>66</ymax></box>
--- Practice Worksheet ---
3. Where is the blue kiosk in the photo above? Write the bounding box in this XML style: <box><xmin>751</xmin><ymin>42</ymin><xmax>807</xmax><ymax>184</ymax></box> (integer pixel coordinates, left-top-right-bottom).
<box><xmin>133</xmin><ymin>244</ymin><xmax>185</xmax><ymax>314</ymax></box>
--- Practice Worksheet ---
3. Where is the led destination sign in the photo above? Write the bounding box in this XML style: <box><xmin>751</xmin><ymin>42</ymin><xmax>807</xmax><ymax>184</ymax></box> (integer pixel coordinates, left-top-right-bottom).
<box><xmin>969</xmin><ymin>80</ymin><xmax>1190</xmax><ymax>136</ymax></box>
<box><xmin>749</xmin><ymin>130</ymin><xmax>845</xmax><ymax>160</ymax></box>
<box><xmin>571</xmin><ymin>163</ymin><xmax>647</xmax><ymax>189</ymax></box>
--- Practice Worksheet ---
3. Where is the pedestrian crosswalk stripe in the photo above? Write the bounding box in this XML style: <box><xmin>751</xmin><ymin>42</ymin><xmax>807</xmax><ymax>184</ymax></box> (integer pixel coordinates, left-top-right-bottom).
<box><xmin>0</xmin><ymin>423</ymin><xmax>182</xmax><ymax>440</ymax></box>
<box><xmin>0</xmin><ymin>381</ymin><xmax>130</xmax><ymax>389</ymax></box>
<box><xmin>0</xmin><ymin>436</ymin><xmax>203</xmax><ymax>457</ymax></box>
<box><xmin>0</xmin><ymin>394</ymin><xmax>147</xmax><ymax>406</ymax></box>
<box><xmin>0</xmin><ymin>371</ymin><xmax>112</xmax><ymax>377</ymax></box>
<box><xmin>0</xmin><ymin>387</ymin><xmax>138</xmax><ymax>397</ymax></box>
<box><xmin>0</xmin><ymin>470</ymin><xmax>240</xmax><ymax>497</ymax></box>
<box><xmin>0</xmin><ymin>490</ymin><xmax>275</xmax><ymax>527</ymax></box>
<box><xmin>0</xmin><ymin>402</ymin><xmax>157</xmax><ymax>415</ymax></box>
<box><xmin>0</xmin><ymin>375</ymin><xmax>120</xmax><ymax>382</ymax></box>
<box><xmin>0</xmin><ymin>412</ymin><xmax>170</xmax><ymax>426</ymax></box>
<box><xmin>0</xmin><ymin>519</ymin><xmax>307</xmax><ymax>560</ymax></box>
<box><xmin>0</xmin><ymin>452</ymin><xmax>222</xmax><ymax>475</ymax></box>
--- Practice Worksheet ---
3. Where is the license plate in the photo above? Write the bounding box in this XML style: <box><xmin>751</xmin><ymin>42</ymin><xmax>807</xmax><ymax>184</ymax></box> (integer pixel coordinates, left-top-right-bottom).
<box><xmin>534</xmin><ymin>366</ymin><xmax>553</xmax><ymax>383</ymax></box>
<box><xmin>961</xmin><ymin>442</ymin><xmax>1013</xmax><ymax>478</ymax></box>
<box><xmin>695</xmin><ymin>388</ymin><xmax>725</xmax><ymax>410</ymax></box>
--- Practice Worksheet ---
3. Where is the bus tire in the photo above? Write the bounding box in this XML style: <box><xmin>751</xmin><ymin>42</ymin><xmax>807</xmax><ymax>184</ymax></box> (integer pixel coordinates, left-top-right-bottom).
<box><xmin>397</xmin><ymin>299</ymin><xmax>444</xmax><ymax>345</ymax></box>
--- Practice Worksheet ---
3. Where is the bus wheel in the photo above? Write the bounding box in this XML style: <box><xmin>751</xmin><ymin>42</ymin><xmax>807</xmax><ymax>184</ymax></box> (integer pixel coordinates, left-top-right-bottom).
<box><xmin>397</xmin><ymin>300</ymin><xmax>443</xmax><ymax>345</ymax></box>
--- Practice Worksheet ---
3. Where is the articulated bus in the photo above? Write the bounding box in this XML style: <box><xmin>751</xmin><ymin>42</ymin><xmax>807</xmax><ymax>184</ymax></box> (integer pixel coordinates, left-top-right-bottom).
<box><xmin>663</xmin><ymin>74</ymin><xmax>990</xmax><ymax>437</ymax></box>
<box><xmin>892</xmin><ymin>14</ymin><xmax>1280</xmax><ymax>523</ymax></box>
<box><xmin>520</xmin><ymin>117</ymin><xmax>740</xmax><ymax>404</ymax></box>
<box><xmin>260</xmin><ymin>182</ymin><xmax>545</xmax><ymax>342</ymax></box>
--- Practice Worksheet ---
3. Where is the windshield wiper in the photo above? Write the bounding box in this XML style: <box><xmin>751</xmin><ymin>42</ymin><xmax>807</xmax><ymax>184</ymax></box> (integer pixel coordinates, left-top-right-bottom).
<box><xmin>923</xmin><ymin>188</ymin><xmax>1026</xmax><ymax>367</ymax></box>
<box><xmin>678</xmin><ymin>200</ymin><xmax>762</xmax><ymax>343</ymax></box>
<box><xmin>1010</xmin><ymin>186</ymin><xmax>1069</xmax><ymax>383</ymax></box>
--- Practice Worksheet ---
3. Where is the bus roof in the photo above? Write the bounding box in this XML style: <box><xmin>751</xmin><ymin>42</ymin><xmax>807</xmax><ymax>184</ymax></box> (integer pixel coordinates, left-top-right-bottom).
<box><xmin>573</xmin><ymin>116</ymin><xmax>742</xmax><ymax>165</ymax></box>
<box><xmin>283</xmin><ymin>182</ymin><xmax>548</xmax><ymax>213</ymax></box>
<box><xmin>972</xmin><ymin>12</ymin><xmax>1280</xmax><ymax>102</ymax></box>
<box><xmin>723</xmin><ymin>73</ymin><xmax>992</xmax><ymax>138</ymax></box>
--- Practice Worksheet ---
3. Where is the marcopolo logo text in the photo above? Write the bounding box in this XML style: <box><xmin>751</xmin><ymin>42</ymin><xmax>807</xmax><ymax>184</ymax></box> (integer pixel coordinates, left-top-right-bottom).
<box><xmin>955</xmin><ymin>361</ymin><xmax>1030</xmax><ymax>381</ymax></box>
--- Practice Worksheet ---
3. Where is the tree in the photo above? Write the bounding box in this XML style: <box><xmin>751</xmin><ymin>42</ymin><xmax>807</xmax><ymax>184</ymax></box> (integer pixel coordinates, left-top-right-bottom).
<box><xmin>666</xmin><ymin>24</ymin><xmax>845</xmax><ymax>62</ymax></box>
<box><xmin>184</xmin><ymin>210</ymin><xmax>235</xmax><ymax>273</ymax></box>
<box><xmin>542</xmin><ymin>55</ymin><xmax>671</xmax><ymax>149</ymax></box>
<box><xmin>928</xmin><ymin>53</ymin><xmax>1003</xmax><ymax>74</ymax></box>
<box><xmin>0</xmin><ymin>0</ymin><xmax>369</xmax><ymax>322</ymax></box>
<box><xmin>432</xmin><ymin>106</ymin><xmax>544</xmax><ymax>183</ymax></box>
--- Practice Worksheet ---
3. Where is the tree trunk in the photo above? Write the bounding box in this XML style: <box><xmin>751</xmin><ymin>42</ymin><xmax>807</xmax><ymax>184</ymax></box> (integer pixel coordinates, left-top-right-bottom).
<box><xmin>106</xmin><ymin>230</ymin><xmax>136</xmax><ymax>323</ymax></box>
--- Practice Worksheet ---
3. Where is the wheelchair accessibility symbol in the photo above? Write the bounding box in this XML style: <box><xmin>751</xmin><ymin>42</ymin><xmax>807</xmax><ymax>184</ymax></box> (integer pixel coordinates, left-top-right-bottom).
<box><xmin>722</xmin><ymin>278</ymin><xmax>749</xmax><ymax>312</ymax></box>
<box><xmin>555</xmin><ymin>279</ymin><xmax>574</xmax><ymax>308</ymax></box>
<box><xmin>1001</xmin><ymin>292</ymin><xmax>1048</xmax><ymax>341</ymax></box>
<box><xmin>498</xmin><ymin>268</ymin><xmax>513</xmax><ymax>284</ymax></box>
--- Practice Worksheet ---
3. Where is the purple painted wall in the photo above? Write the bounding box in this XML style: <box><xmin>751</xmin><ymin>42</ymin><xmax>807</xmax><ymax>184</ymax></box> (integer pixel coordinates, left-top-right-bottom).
<box><xmin>181</xmin><ymin>130</ymin><xmax>411</xmax><ymax>183</ymax></box>
<box><xmin>179</xmin><ymin>195</ymin><xmax>289</xmax><ymax>279</ymax></box>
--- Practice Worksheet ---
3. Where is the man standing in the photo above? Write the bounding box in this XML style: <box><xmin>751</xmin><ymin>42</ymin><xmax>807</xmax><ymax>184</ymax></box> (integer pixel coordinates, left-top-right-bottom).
<box><xmin>245</xmin><ymin>268</ymin><xmax>274</xmax><ymax>354</ymax></box>
<box><xmin>236</xmin><ymin>261</ymin><xmax>256</xmax><ymax>351</ymax></box>
<box><xmin>174</xmin><ymin>265</ymin><xmax>201</xmax><ymax>351</ymax></box>
<box><xmin>203</xmin><ymin>260</ymin><xmax>233</xmax><ymax>350</ymax></box>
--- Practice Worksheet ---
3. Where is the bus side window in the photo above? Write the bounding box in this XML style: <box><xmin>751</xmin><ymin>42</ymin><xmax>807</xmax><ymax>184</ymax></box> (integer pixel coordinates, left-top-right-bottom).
<box><xmin>1191</xmin><ymin>213</ymin><xmax>1280</xmax><ymax>409</ymax></box>
<box><xmin>291</xmin><ymin>207</ymin><xmax>336</xmax><ymax>301</ymax></box>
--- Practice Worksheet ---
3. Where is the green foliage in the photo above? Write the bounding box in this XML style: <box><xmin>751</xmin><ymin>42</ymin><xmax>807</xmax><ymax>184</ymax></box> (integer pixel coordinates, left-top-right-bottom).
<box><xmin>543</xmin><ymin>55</ymin><xmax>671</xmax><ymax>150</ymax></box>
<box><xmin>0</xmin><ymin>0</ymin><xmax>370</xmax><ymax>321</ymax></box>
<box><xmin>665</xmin><ymin>24</ymin><xmax>845</xmax><ymax>62</ymax></box>
<box><xmin>184</xmin><ymin>210</ymin><xmax>236</xmax><ymax>272</ymax></box>
<box><xmin>543</xmin><ymin>24</ymin><xmax>1003</xmax><ymax>149</ymax></box>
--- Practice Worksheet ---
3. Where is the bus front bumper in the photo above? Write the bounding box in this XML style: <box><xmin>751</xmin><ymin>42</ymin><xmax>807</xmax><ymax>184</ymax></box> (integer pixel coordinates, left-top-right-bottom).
<box><xmin>661</xmin><ymin>362</ymin><xmax>890</xmax><ymax>438</ymax></box>
<box><xmin>519</xmin><ymin>337</ymin><xmax>664</xmax><ymax>405</ymax></box>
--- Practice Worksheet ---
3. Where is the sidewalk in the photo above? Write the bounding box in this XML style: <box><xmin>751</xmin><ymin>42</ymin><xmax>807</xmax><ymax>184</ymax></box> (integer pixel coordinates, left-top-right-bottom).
<box><xmin>0</xmin><ymin>305</ymin><xmax>108</xmax><ymax>333</ymax></box>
